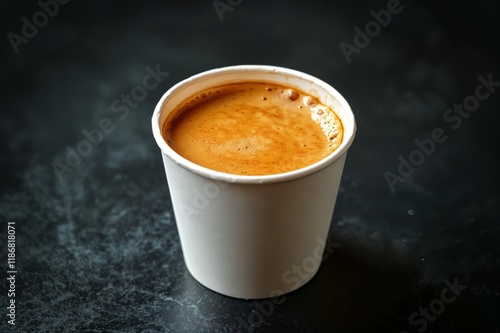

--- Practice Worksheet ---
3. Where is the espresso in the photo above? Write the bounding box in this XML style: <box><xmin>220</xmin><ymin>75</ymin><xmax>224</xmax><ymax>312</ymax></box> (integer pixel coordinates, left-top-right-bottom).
<box><xmin>162</xmin><ymin>82</ymin><xmax>343</xmax><ymax>175</ymax></box>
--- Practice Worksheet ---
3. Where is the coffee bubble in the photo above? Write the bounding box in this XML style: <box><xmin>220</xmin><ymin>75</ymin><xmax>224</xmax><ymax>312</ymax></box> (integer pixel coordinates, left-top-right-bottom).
<box><xmin>303</xmin><ymin>96</ymin><xmax>318</xmax><ymax>107</ymax></box>
<box><xmin>286</xmin><ymin>89</ymin><xmax>299</xmax><ymax>101</ymax></box>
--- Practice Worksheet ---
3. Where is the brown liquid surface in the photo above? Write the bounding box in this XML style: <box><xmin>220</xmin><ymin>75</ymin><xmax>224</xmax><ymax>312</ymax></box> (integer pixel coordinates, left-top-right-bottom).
<box><xmin>163</xmin><ymin>82</ymin><xmax>343</xmax><ymax>175</ymax></box>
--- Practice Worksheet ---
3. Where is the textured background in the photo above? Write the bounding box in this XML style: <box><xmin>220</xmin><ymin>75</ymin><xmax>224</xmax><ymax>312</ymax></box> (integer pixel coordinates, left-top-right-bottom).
<box><xmin>1</xmin><ymin>0</ymin><xmax>499</xmax><ymax>332</ymax></box>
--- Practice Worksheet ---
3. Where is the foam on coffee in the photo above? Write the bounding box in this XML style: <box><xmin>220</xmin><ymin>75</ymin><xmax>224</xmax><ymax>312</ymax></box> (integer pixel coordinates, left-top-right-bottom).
<box><xmin>163</xmin><ymin>82</ymin><xmax>343</xmax><ymax>175</ymax></box>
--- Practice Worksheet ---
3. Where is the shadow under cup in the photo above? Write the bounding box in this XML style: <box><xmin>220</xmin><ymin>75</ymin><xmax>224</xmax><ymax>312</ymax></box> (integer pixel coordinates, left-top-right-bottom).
<box><xmin>152</xmin><ymin>65</ymin><xmax>356</xmax><ymax>299</ymax></box>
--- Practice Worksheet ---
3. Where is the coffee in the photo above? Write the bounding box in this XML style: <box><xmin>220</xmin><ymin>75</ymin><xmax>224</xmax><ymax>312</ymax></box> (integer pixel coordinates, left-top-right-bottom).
<box><xmin>162</xmin><ymin>82</ymin><xmax>343</xmax><ymax>175</ymax></box>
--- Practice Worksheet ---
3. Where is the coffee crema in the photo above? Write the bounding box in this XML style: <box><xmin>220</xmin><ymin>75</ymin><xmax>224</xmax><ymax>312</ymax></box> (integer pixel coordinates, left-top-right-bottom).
<box><xmin>162</xmin><ymin>82</ymin><xmax>343</xmax><ymax>175</ymax></box>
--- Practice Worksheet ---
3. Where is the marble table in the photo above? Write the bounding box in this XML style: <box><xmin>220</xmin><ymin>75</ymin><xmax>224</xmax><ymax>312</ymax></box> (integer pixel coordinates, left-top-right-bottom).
<box><xmin>1</xmin><ymin>0</ymin><xmax>498</xmax><ymax>331</ymax></box>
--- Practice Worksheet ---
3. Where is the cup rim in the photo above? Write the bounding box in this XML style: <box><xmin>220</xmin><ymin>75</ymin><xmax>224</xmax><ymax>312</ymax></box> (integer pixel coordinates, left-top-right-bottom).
<box><xmin>152</xmin><ymin>65</ymin><xmax>356</xmax><ymax>184</ymax></box>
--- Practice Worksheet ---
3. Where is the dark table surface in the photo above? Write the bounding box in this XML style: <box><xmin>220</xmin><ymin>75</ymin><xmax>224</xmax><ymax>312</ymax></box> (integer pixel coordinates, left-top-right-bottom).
<box><xmin>1</xmin><ymin>0</ymin><xmax>499</xmax><ymax>332</ymax></box>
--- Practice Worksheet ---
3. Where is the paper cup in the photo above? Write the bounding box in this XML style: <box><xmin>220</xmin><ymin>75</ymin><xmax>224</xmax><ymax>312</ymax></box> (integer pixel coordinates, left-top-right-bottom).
<box><xmin>152</xmin><ymin>65</ymin><xmax>356</xmax><ymax>299</ymax></box>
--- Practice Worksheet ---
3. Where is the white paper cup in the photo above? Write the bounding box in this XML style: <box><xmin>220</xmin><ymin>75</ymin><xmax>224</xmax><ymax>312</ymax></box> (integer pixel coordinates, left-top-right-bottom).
<box><xmin>152</xmin><ymin>65</ymin><xmax>356</xmax><ymax>299</ymax></box>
